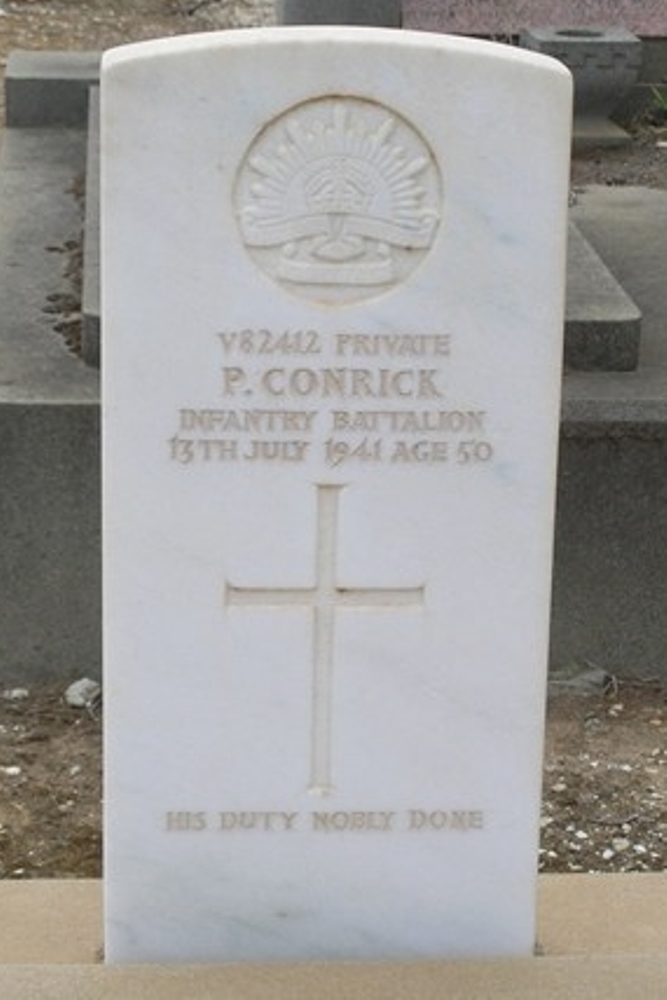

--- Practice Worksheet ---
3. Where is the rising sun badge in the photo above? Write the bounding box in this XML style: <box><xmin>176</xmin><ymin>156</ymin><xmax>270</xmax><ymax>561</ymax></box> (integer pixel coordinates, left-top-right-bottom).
<box><xmin>235</xmin><ymin>97</ymin><xmax>441</xmax><ymax>304</ymax></box>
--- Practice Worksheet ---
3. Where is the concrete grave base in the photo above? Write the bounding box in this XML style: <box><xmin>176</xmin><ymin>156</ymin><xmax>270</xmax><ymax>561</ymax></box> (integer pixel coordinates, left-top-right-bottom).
<box><xmin>0</xmin><ymin>876</ymin><xmax>665</xmax><ymax>997</ymax></box>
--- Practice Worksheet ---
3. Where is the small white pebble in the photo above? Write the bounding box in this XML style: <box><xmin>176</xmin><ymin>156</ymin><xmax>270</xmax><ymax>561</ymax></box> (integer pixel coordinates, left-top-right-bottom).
<box><xmin>1</xmin><ymin>765</ymin><xmax>21</xmax><ymax>776</ymax></box>
<box><xmin>2</xmin><ymin>688</ymin><xmax>29</xmax><ymax>702</ymax></box>
<box><xmin>69</xmin><ymin>764</ymin><xmax>82</xmax><ymax>777</ymax></box>
<box><xmin>602</xmin><ymin>849</ymin><xmax>616</xmax><ymax>860</ymax></box>
<box><xmin>575</xmin><ymin>830</ymin><xmax>588</xmax><ymax>840</ymax></box>
<box><xmin>633</xmin><ymin>844</ymin><xmax>647</xmax><ymax>855</ymax></box>
<box><xmin>621</xmin><ymin>823</ymin><xmax>632</xmax><ymax>834</ymax></box>
<box><xmin>552</xmin><ymin>781</ymin><xmax>567</xmax><ymax>792</ymax></box>
<box><xmin>612</xmin><ymin>837</ymin><xmax>630</xmax><ymax>852</ymax></box>
<box><xmin>64</xmin><ymin>678</ymin><xmax>101</xmax><ymax>709</ymax></box>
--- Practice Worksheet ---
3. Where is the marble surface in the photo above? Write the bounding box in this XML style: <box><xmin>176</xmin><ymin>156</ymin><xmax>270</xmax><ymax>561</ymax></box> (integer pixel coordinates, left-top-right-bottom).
<box><xmin>102</xmin><ymin>27</ymin><xmax>571</xmax><ymax>964</ymax></box>
<box><xmin>403</xmin><ymin>0</ymin><xmax>667</xmax><ymax>36</ymax></box>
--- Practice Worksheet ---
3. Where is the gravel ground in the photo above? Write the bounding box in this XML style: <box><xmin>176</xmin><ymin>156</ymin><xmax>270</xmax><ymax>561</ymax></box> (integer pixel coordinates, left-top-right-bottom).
<box><xmin>0</xmin><ymin>2</ymin><xmax>664</xmax><ymax>880</ymax></box>
<box><xmin>571</xmin><ymin>126</ymin><xmax>667</xmax><ymax>190</ymax></box>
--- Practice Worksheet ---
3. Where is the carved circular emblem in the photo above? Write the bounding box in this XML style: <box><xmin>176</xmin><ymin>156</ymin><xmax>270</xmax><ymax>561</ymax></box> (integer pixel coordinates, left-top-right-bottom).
<box><xmin>235</xmin><ymin>97</ymin><xmax>441</xmax><ymax>304</ymax></box>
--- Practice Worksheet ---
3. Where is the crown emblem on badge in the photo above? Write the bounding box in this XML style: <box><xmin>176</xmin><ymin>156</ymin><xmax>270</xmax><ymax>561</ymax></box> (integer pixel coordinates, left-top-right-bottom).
<box><xmin>236</xmin><ymin>98</ymin><xmax>441</xmax><ymax>303</ymax></box>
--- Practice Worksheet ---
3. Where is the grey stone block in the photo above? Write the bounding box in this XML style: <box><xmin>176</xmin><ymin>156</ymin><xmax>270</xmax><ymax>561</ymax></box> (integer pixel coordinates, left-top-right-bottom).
<box><xmin>570</xmin><ymin>185</ymin><xmax>667</xmax><ymax>370</ymax></box>
<box><xmin>0</xmin><ymin>403</ymin><xmax>101</xmax><ymax>683</ymax></box>
<box><xmin>588</xmin><ymin>39</ymin><xmax>667</xmax><ymax>127</ymax></box>
<box><xmin>553</xmin><ymin>185</ymin><xmax>667</xmax><ymax>680</ymax></box>
<box><xmin>565</xmin><ymin>222</ymin><xmax>641</xmax><ymax>371</ymax></box>
<box><xmin>552</xmin><ymin>429</ymin><xmax>667</xmax><ymax>682</ymax></box>
<box><xmin>6</xmin><ymin>51</ymin><xmax>101</xmax><ymax>128</ymax></box>
<box><xmin>613</xmin><ymin>83</ymin><xmax>664</xmax><ymax>127</ymax></box>
<box><xmin>520</xmin><ymin>27</ymin><xmax>642</xmax><ymax>115</ymax></box>
<box><xmin>0</xmin><ymin>127</ymin><xmax>97</xmax><ymax>399</ymax></box>
<box><xmin>0</xmin><ymin>124</ymin><xmax>100</xmax><ymax>682</ymax></box>
<box><xmin>82</xmin><ymin>88</ymin><xmax>100</xmax><ymax>369</ymax></box>
<box><xmin>276</xmin><ymin>0</ymin><xmax>401</xmax><ymax>26</ymax></box>
<box><xmin>638</xmin><ymin>38</ymin><xmax>667</xmax><ymax>82</ymax></box>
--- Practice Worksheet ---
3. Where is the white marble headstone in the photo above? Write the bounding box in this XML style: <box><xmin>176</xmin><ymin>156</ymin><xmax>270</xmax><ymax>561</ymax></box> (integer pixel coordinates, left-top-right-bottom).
<box><xmin>102</xmin><ymin>28</ymin><xmax>571</xmax><ymax>963</ymax></box>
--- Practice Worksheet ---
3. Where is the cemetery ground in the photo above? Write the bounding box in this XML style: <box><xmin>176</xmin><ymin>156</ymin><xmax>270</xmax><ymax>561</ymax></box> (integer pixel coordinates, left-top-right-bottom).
<box><xmin>0</xmin><ymin>1</ymin><xmax>664</xmax><ymax>884</ymax></box>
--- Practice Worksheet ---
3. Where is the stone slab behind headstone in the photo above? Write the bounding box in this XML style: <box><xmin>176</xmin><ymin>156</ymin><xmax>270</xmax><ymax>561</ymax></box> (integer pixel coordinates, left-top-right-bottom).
<box><xmin>0</xmin><ymin>118</ymin><xmax>100</xmax><ymax>684</ymax></box>
<box><xmin>83</xmin><ymin>87</ymin><xmax>100</xmax><ymax>368</ymax></box>
<box><xmin>5</xmin><ymin>50</ymin><xmax>100</xmax><ymax>127</ymax></box>
<box><xmin>402</xmin><ymin>0</ymin><xmax>667</xmax><ymax>37</ymax></box>
<box><xmin>565</xmin><ymin>223</ymin><xmax>640</xmax><ymax>371</ymax></box>
<box><xmin>103</xmin><ymin>27</ymin><xmax>571</xmax><ymax>963</ymax></box>
<box><xmin>553</xmin><ymin>184</ymin><xmax>667</xmax><ymax>681</ymax></box>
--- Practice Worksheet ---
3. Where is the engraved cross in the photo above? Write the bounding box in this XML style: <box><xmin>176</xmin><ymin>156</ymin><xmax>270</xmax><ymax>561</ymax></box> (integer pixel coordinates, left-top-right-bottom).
<box><xmin>225</xmin><ymin>484</ymin><xmax>425</xmax><ymax>796</ymax></box>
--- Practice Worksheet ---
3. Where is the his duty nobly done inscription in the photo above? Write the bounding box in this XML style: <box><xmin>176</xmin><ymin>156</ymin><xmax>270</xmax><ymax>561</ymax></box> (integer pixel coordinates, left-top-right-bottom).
<box><xmin>166</xmin><ymin>809</ymin><xmax>486</xmax><ymax>832</ymax></box>
<box><xmin>103</xmin><ymin>28</ymin><xmax>571</xmax><ymax>963</ymax></box>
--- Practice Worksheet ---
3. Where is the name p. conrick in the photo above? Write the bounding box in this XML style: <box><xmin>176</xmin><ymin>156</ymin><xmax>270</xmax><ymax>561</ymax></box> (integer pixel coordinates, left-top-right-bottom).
<box><xmin>222</xmin><ymin>365</ymin><xmax>443</xmax><ymax>399</ymax></box>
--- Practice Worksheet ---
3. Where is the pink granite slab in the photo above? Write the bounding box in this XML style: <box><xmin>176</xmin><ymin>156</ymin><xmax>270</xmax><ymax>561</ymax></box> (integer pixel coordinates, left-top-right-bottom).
<box><xmin>403</xmin><ymin>1</ymin><xmax>667</xmax><ymax>37</ymax></box>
